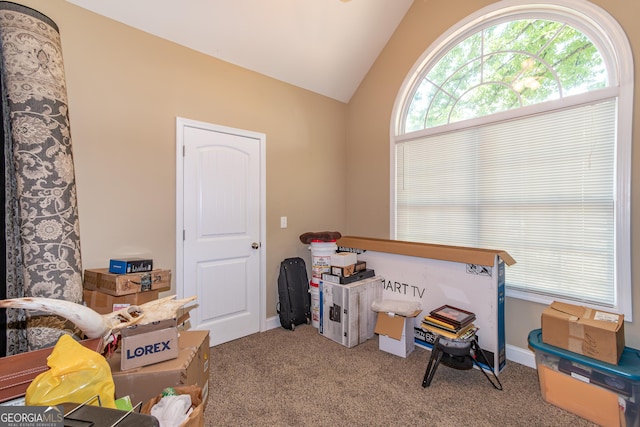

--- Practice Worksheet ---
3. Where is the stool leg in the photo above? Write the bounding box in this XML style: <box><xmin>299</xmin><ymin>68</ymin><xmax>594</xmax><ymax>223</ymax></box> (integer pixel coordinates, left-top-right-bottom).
<box><xmin>470</xmin><ymin>338</ymin><xmax>503</xmax><ymax>390</ymax></box>
<box><xmin>422</xmin><ymin>337</ymin><xmax>443</xmax><ymax>388</ymax></box>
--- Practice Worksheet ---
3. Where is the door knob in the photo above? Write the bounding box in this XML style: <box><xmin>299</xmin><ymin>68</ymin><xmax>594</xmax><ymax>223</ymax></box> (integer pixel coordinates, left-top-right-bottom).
<box><xmin>251</xmin><ymin>242</ymin><xmax>260</xmax><ymax>249</ymax></box>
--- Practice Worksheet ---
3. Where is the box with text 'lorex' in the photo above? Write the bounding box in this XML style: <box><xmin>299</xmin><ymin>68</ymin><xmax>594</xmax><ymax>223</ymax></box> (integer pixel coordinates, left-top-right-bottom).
<box><xmin>110</xmin><ymin>330</ymin><xmax>210</xmax><ymax>408</ymax></box>
<box><xmin>120</xmin><ymin>318</ymin><xmax>179</xmax><ymax>370</ymax></box>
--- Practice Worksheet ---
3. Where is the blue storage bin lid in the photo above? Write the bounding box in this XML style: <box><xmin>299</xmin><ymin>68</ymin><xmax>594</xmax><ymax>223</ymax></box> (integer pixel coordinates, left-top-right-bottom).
<box><xmin>528</xmin><ymin>328</ymin><xmax>640</xmax><ymax>381</ymax></box>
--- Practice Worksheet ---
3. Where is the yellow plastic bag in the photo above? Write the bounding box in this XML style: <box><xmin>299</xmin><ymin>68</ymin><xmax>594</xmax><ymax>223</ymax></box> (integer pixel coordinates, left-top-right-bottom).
<box><xmin>25</xmin><ymin>334</ymin><xmax>116</xmax><ymax>408</ymax></box>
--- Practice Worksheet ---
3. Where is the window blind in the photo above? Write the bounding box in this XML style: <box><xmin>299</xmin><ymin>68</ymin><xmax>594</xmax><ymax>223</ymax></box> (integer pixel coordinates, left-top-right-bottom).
<box><xmin>396</xmin><ymin>99</ymin><xmax>616</xmax><ymax>306</ymax></box>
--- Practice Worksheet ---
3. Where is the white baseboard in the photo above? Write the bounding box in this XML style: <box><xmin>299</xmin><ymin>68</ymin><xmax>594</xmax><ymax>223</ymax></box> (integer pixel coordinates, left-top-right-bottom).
<box><xmin>506</xmin><ymin>344</ymin><xmax>536</xmax><ymax>368</ymax></box>
<box><xmin>265</xmin><ymin>315</ymin><xmax>281</xmax><ymax>331</ymax></box>
<box><xmin>265</xmin><ymin>315</ymin><xmax>537</xmax><ymax>369</ymax></box>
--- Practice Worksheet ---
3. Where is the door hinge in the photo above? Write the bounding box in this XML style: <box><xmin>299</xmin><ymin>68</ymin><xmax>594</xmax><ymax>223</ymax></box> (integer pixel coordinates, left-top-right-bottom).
<box><xmin>183</xmin><ymin>145</ymin><xmax>185</xmax><ymax>157</ymax></box>
<box><xmin>183</xmin><ymin>230</ymin><xmax>185</xmax><ymax>240</ymax></box>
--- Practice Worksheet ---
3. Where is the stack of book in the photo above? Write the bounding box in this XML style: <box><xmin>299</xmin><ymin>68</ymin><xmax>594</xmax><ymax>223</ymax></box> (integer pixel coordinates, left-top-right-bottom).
<box><xmin>421</xmin><ymin>304</ymin><xmax>477</xmax><ymax>340</ymax></box>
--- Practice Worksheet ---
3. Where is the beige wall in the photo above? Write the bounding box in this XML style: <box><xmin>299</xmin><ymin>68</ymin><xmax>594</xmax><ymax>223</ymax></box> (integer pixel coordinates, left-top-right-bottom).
<box><xmin>14</xmin><ymin>0</ymin><xmax>348</xmax><ymax>319</ymax></box>
<box><xmin>11</xmin><ymin>0</ymin><xmax>639</xmax><ymax>353</ymax></box>
<box><xmin>347</xmin><ymin>0</ymin><xmax>640</xmax><ymax>350</ymax></box>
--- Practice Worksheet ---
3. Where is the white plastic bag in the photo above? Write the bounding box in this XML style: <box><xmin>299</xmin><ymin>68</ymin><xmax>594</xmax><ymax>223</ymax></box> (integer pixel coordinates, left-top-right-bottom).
<box><xmin>371</xmin><ymin>299</ymin><xmax>421</xmax><ymax>316</ymax></box>
<box><xmin>150</xmin><ymin>394</ymin><xmax>192</xmax><ymax>427</ymax></box>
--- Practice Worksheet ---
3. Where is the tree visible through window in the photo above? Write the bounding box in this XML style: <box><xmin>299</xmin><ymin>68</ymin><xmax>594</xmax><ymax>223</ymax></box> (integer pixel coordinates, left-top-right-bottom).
<box><xmin>405</xmin><ymin>19</ymin><xmax>607</xmax><ymax>132</ymax></box>
<box><xmin>393</xmin><ymin>3</ymin><xmax>632</xmax><ymax>317</ymax></box>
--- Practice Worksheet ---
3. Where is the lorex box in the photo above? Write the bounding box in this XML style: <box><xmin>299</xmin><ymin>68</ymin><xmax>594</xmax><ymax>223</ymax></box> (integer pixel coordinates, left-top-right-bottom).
<box><xmin>542</xmin><ymin>301</ymin><xmax>624</xmax><ymax>364</ymax></box>
<box><xmin>110</xmin><ymin>330</ymin><xmax>210</xmax><ymax>408</ymax></box>
<box><xmin>120</xmin><ymin>318</ymin><xmax>179</xmax><ymax>370</ymax></box>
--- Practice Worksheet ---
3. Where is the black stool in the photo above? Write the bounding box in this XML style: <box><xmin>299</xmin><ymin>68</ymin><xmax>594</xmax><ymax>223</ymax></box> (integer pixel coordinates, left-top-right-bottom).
<box><xmin>422</xmin><ymin>334</ymin><xmax>502</xmax><ymax>390</ymax></box>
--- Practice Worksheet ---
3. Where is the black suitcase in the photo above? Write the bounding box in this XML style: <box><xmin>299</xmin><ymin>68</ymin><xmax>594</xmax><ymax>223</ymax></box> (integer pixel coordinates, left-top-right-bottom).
<box><xmin>277</xmin><ymin>257</ymin><xmax>311</xmax><ymax>330</ymax></box>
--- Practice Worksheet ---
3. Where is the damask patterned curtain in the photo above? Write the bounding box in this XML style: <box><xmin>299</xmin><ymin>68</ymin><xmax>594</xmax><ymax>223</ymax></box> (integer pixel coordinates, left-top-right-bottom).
<box><xmin>0</xmin><ymin>2</ymin><xmax>83</xmax><ymax>356</ymax></box>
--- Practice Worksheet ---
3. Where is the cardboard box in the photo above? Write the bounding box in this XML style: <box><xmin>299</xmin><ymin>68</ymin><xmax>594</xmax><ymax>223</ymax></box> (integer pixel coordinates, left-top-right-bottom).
<box><xmin>141</xmin><ymin>385</ymin><xmax>204</xmax><ymax>427</ymax></box>
<box><xmin>120</xmin><ymin>318</ymin><xmax>178</xmax><ymax>338</ymax></box>
<box><xmin>110</xmin><ymin>330</ymin><xmax>210</xmax><ymax>407</ymax></box>
<box><xmin>331</xmin><ymin>264</ymin><xmax>355</xmax><ymax>277</ymax></box>
<box><xmin>319</xmin><ymin>276</ymin><xmax>383</xmax><ymax>348</ymax></box>
<box><xmin>331</xmin><ymin>252</ymin><xmax>357</xmax><ymax>267</ymax></box>
<box><xmin>120</xmin><ymin>319</ymin><xmax>179</xmax><ymax>370</ymax></box>
<box><xmin>109</xmin><ymin>258</ymin><xmax>153</xmax><ymax>274</ymax></box>
<box><xmin>0</xmin><ymin>338</ymin><xmax>103</xmax><ymax>404</ymax></box>
<box><xmin>83</xmin><ymin>289</ymin><xmax>160</xmax><ymax>314</ymax></box>
<box><xmin>375</xmin><ymin>310</ymin><xmax>421</xmax><ymax>358</ymax></box>
<box><xmin>542</xmin><ymin>301</ymin><xmax>624</xmax><ymax>364</ymax></box>
<box><xmin>337</xmin><ymin>236</ymin><xmax>515</xmax><ymax>266</ymax></box>
<box><xmin>529</xmin><ymin>329</ymin><xmax>640</xmax><ymax>427</ymax></box>
<box><xmin>538</xmin><ymin>366</ymin><xmax>624</xmax><ymax>427</ymax></box>
<box><xmin>337</xmin><ymin>236</ymin><xmax>511</xmax><ymax>375</ymax></box>
<box><xmin>84</xmin><ymin>268</ymin><xmax>171</xmax><ymax>296</ymax></box>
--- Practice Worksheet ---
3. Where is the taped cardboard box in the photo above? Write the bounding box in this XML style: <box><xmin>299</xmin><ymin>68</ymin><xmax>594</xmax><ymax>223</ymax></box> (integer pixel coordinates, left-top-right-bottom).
<box><xmin>84</xmin><ymin>268</ymin><xmax>171</xmax><ymax>296</ymax></box>
<box><xmin>375</xmin><ymin>310</ymin><xmax>422</xmax><ymax>358</ymax></box>
<box><xmin>83</xmin><ymin>289</ymin><xmax>160</xmax><ymax>314</ymax></box>
<box><xmin>110</xmin><ymin>330</ymin><xmax>210</xmax><ymax>408</ymax></box>
<box><xmin>541</xmin><ymin>301</ymin><xmax>624</xmax><ymax>364</ymax></box>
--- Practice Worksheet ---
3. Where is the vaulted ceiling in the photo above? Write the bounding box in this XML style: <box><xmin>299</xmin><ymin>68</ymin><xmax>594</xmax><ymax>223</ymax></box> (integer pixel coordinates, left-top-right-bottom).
<box><xmin>65</xmin><ymin>0</ymin><xmax>414</xmax><ymax>103</ymax></box>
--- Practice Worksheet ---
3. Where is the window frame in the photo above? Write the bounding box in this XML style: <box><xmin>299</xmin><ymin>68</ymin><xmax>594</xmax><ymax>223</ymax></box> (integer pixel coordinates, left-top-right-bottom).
<box><xmin>390</xmin><ymin>0</ymin><xmax>633</xmax><ymax>319</ymax></box>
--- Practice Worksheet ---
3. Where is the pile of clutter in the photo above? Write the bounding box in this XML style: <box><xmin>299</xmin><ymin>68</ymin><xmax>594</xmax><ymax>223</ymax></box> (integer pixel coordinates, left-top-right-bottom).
<box><xmin>0</xmin><ymin>258</ymin><xmax>208</xmax><ymax>427</ymax></box>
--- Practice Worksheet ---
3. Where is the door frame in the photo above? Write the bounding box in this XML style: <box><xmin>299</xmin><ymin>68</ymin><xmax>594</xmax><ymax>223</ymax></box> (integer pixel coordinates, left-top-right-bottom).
<box><xmin>175</xmin><ymin>116</ymin><xmax>267</xmax><ymax>335</ymax></box>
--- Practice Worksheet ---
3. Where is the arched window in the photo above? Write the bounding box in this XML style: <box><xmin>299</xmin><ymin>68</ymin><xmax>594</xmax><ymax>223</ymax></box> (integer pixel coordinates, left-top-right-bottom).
<box><xmin>391</xmin><ymin>1</ymin><xmax>633</xmax><ymax>317</ymax></box>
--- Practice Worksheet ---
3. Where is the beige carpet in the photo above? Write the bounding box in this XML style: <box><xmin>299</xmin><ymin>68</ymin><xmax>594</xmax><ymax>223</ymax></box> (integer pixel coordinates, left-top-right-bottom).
<box><xmin>204</xmin><ymin>325</ymin><xmax>598</xmax><ymax>426</ymax></box>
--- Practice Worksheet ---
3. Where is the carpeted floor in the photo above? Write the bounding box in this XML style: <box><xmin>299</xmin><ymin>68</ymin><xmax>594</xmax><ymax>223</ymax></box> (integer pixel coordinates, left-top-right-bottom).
<box><xmin>204</xmin><ymin>325</ymin><xmax>598</xmax><ymax>426</ymax></box>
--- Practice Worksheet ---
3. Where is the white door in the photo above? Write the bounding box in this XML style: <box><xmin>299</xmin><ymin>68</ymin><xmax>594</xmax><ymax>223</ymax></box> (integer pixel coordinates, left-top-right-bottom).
<box><xmin>176</xmin><ymin>117</ymin><xmax>265</xmax><ymax>346</ymax></box>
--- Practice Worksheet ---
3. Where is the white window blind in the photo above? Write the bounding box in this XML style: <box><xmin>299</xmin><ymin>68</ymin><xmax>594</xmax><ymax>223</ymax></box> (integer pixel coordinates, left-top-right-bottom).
<box><xmin>396</xmin><ymin>99</ymin><xmax>616</xmax><ymax>306</ymax></box>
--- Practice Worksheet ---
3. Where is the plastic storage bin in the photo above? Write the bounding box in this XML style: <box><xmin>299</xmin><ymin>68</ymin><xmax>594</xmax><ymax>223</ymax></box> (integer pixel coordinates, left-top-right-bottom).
<box><xmin>528</xmin><ymin>328</ymin><xmax>640</xmax><ymax>427</ymax></box>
